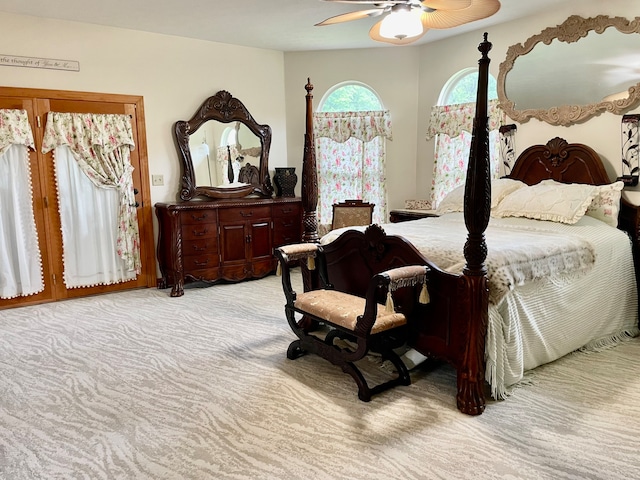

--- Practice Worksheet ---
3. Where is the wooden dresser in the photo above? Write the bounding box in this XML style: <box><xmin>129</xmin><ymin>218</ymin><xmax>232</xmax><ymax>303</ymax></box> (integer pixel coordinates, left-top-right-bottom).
<box><xmin>155</xmin><ymin>197</ymin><xmax>302</xmax><ymax>296</ymax></box>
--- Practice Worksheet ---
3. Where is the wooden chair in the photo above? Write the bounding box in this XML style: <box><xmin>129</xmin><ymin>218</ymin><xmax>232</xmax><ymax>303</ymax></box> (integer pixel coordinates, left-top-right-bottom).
<box><xmin>331</xmin><ymin>199</ymin><xmax>374</xmax><ymax>230</ymax></box>
<box><xmin>275</xmin><ymin>226</ymin><xmax>430</xmax><ymax>402</ymax></box>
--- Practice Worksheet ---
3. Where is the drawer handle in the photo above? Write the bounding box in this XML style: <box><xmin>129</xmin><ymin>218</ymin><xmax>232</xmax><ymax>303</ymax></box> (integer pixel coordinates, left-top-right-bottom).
<box><xmin>240</xmin><ymin>211</ymin><xmax>253</xmax><ymax>217</ymax></box>
<box><xmin>193</xmin><ymin>228</ymin><xmax>208</xmax><ymax>236</ymax></box>
<box><xmin>282</xmin><ymin>221</ymin><xmax>293</xmax><ymax>227</ymax></box>
<box><xmin>190</xmin><ymin>213</ymin><xmax>208</xmax><ymax>221</ymax></box>
<box><xmin>280</xmin><ymin>208</ymin><xmax>293</xmax><ymax>214</ymax></box>
<box><xmin>192</xmin><ymin>244</ymin><xmax>207</xmax><ymax>252</ymax></box>
<box><xmin>194</xmin><ymin>259</ymin><xmax>209</xmax><ymax>266</ymax></box>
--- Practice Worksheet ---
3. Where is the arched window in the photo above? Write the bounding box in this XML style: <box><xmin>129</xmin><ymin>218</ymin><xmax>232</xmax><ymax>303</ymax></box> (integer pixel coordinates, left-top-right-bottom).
<box><xmin>314</xmin><ymin>82</ymin><xmax>392</xmax><ymax>234</ymax></box>
<box><xmin>319</xmin><ymin>82</ymin><xmax>384</xmax><ymax>112</ymax></box>
<box><xmin>427</xmin><ymin>68</ymin><xmax>503</xmax><ymax>206</ymax></box>
<box><xmin>438</xmin><ymin>67</ymin><xmax>498</xmax><ymax>106</ymax></box>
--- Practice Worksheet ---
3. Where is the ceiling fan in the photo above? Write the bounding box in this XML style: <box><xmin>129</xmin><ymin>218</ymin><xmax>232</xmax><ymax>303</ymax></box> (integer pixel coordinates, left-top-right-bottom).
<box><xmin>316</xmin><ymin>0</ymin><xmax>501</xmax><ymax>45</ymax></box>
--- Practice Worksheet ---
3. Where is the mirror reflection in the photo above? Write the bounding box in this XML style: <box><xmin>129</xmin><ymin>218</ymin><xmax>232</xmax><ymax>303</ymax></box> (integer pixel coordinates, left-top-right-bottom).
<box><xmin>188</xmin><ymin>121</ymin><xmax>262</xmax><ymax>188</ymax></box>
<box><xmin>175</xmin><ymin>90</ymin><xmax>273</xmax><ymax>200</ymax></box>
<box><xmin>498</xmin><ymin>15</ymin><xmax>640</xmax><ymax>126</ymax></box>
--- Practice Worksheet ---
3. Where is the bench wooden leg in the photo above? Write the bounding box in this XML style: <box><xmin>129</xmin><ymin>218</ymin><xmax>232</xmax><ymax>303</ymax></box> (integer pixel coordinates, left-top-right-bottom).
<box><xmin>287</xmin><ymin>340</ymin><xmax>306</xmax><ymax>360</ymax></box>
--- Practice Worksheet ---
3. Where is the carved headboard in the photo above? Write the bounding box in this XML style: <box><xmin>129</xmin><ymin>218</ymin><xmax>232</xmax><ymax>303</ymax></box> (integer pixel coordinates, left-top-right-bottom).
<box><xmin>508</xmin><ymin>137</ymin><xmax>611</xmax><ymax>186</ymax></box>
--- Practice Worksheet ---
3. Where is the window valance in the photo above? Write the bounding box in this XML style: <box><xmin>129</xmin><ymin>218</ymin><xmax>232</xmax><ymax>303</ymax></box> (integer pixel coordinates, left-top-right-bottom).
<box><xmin>313</xmin><ymin>110</ymin><xmax>393</xmax><ymax>143</ymax></box>
<box><xmin>42</xmin><ymin>112</ymin><xmax>134</xmax><ymax>156</ymax></box>
<box><xmin>0</xmin><ymin>109</ymin><xmax>35</xmax><ymax>156</ymax></box>
<box><xmin>426</xmin><ymin>99</ymin><xmax>504</xmax><ymax>140</ymax></box>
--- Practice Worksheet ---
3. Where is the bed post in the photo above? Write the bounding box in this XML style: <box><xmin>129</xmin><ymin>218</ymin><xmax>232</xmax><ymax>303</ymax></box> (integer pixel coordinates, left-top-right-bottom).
<box><xmin>458</xmin><ymin>33</ymin><xmax>492</xmax><ymax>415</ymax></box>
<box><xmin>297</xmin><ymin>79</ymin><xmax>321</xmax><ymax>331</ymax></box>
<box><xmin>301</xmin><ymin>78</ymin><xmax>319</xmax><ymax>244</ymax></box>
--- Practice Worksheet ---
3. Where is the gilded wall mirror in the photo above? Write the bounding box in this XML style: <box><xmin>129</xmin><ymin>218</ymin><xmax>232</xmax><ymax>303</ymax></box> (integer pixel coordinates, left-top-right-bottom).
<box><xmin>498</xmin><ymin>15</ymin><xmax>640</xmax><ymax>126</ymax></box>
<box><xmin>175</xmin><ymin>90</ymin><xmax>273</xmax><ymax>200</ymax></box>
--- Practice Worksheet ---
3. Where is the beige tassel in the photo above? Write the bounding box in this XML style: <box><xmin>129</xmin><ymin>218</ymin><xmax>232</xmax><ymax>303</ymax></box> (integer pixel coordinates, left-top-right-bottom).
<box><xmin>307</xmin><ymin>256</ymin><xmax>315</xmax><ymax>270</ymax></box>
<box><xmin>276</xmin><ymin>261</ymin><xmax>282</xmax><ymax>277</ymax></box>
<box><xmin>385</xmin><ymin>290</ymin><xmax>395</xmax><ymax>313</ymax></box>
<box><xmin>419</xmin><ymin>282</ymin><xmax>430</xmax><ymax>304</ymax></box>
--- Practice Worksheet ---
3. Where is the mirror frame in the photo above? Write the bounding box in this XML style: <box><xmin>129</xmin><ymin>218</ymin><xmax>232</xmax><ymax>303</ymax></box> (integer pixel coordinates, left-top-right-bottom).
<box><xmin>175</xmin><ymin>90</ymin><xmax>273</xmax><ymax>200</ymax></box>
<box><xmin>498</xmin><ymin>15</ymin><xmax>640</xmax><ymax>126</ymax></box>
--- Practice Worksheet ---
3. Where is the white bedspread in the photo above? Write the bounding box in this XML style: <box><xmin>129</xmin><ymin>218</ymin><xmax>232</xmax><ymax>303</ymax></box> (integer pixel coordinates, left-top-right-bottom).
<box><xmin>323</xmin><ymin>213</ymin><xmax>596</xmax><ymax>305</ymax></box>
<box><xmin>322</xmin><ymin>213</ymin><xmax>639</xmax><ymax>399</ymax></box>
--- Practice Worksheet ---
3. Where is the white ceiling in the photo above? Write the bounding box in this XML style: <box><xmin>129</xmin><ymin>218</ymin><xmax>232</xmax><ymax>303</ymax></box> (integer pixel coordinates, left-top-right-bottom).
<box><xmin>0</xmin><ymin>0</ymin><xmax>576</xmax><ymax>52</ymax></box>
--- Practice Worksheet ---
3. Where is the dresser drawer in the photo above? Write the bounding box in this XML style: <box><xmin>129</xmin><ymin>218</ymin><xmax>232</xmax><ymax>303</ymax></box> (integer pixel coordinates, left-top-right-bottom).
<box><xmin>218</xmin><ymin>205</ymin><xmax>271</xmax><ymax>222</ymax></box>
<box><xmin>183</xmin><ymin>253</ymin><xmax>219</xmax><ymax>271</ymax></box>
<box><xmin>181</xmin><ymin>223</ymin><xmax>217</xmax><ymax>241</ymax></box>
<box><xmin>181</xmin><ymin>237</ymin><xmax>218</xmax><ymax>256</ymax></box>
<box><xmin>273</xmin><ymin>217</ymin><xmax>301</xmax><ymax>247</ymax></box>
<box><xmin>272</xmin><ymin>202</ymin><xmax>301</xmax><ymax>218</ymax></box>
<box><xmin>180</xmin><ymin>209</ymin><xmax>217</xmax><ymax>225</ymax></box>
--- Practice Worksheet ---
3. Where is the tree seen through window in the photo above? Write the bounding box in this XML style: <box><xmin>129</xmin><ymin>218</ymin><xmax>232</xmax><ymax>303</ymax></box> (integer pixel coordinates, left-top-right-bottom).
<box><xmin>320</xmin><ymin>84</ymin><xmax>382</xmax><ymax>112</ymax></box>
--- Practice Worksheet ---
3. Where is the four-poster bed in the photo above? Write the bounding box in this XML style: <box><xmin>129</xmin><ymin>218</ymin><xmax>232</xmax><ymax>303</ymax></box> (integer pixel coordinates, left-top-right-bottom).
<box><xmin>295</xmin><ymin>34</ymin><xmax>640</xmax><ymax>415</ymax></box>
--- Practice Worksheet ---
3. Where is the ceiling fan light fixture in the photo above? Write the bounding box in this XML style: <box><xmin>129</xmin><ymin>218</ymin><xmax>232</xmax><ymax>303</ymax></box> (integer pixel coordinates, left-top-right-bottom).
<box><xmin>379</xmin><ymin>8</ymin><xmax>423</xmax><ymax>40</ymax></box>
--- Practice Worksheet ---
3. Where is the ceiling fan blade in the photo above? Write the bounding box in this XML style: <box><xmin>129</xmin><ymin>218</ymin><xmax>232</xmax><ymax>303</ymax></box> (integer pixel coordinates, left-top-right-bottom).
<box><xmin>369</xmin><ymin>18</ymin><xmax>428</xmax><ymax>45</ymax></box>
<box><xmin>420</xmin><ymin>0</ymin><xmax>471</xmax><ymax>10</ymax></box>
<box><xmin>321</xmin><ymin>0</ymin><xmax>405</xmax><ymax>4</ymax></box>
<box><xmin>420</xmin><ymin>0</ymin><xmax>500</xmax><ymax>29</ymax></box>
<box><xmin>316</xmin><ymin>9</ymin><xmax>384</xmax><ymax>26</ymax></box>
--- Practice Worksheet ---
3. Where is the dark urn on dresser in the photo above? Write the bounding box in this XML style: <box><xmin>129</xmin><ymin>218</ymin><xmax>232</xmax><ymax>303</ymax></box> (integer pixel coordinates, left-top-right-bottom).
<box><xmin>273</xmin><ymin>167</ymin><xmax>298</xmax><ymax>197</ymax></box>
<box><xmin>156</xmin><ymin>197</ymin><xmax>302</xmax><ymax>296</ymax></box>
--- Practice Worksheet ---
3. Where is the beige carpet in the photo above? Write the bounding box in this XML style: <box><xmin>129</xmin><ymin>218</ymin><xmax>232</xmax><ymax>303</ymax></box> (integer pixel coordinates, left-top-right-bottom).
<box><xmin>1</xmin><ymin>272</ymin><xmax>639</xmax><ymax>479</ymax></box>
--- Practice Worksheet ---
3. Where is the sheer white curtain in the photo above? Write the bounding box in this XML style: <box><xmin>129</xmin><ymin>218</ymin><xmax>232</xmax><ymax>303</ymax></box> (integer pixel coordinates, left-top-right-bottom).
<box><xmin>313</xmin><ymin>110</ymin><xmax>392</xmax><ymax>234</ymax></box>
<box><xmin>0</xmin><ymin>109</ymin><xmax>43</xmax><ymax>298</ymax></box>
<box><xmin>53</xmin><ymin>147</ymin><xmax>136</xmax><ymax>287</ymax></box>
<box><xmin>42</xmin><ymin>112</ymin><xmax>140</xmax><ymax>288</ymax></box>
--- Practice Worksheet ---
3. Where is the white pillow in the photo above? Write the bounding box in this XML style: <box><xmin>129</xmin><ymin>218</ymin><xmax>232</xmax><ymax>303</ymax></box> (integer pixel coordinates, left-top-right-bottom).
<box><xmin>538</xmin><ymin>179</ymin><xmax>624</xmax><ymax>227</ymax></box>
<box><xmin>493</xmin><ymin>181</ymin><xmax>598</xmax><ymax>224</ymax></box>
<box><xmin>491</xmin><ymin>178</ymin><xmax>528</xmax><ymax>208</ymax></box>
<box><xmin>435</xmin><ymin>178</ymin><xmax>527</xmax><ymax>215</ymax></box>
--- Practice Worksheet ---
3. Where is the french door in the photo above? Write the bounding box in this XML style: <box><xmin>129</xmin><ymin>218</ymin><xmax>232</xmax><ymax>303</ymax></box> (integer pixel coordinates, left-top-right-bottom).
<box><xmin>0</xmin><ymin>88</ymin><xmax>156</xmax><ymax>309</ymax></box>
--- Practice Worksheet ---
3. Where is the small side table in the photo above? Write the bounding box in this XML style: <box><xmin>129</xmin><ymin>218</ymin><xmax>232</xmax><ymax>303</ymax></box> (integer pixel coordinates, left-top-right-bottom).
<box><xmin>389</xmin><ymin>209</ymin><xmax>439</xmax><ymax>223</ymax></box>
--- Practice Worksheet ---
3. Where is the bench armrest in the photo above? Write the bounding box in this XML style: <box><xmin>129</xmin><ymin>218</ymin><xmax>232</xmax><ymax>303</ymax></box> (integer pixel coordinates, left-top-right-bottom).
<box><xmin>277</xmin><ymin>243</ymin><xmax>318</xmax><ymax>263</ymax></box>
<box><xmin>275</xmin><ymin>243</ymin><xmax>321</xmax><ymax>304</ymax></box>
<box><xmin>356</xmin><ymin>265</ymin><xmax>430</xmax><ymax>335</ymax></box>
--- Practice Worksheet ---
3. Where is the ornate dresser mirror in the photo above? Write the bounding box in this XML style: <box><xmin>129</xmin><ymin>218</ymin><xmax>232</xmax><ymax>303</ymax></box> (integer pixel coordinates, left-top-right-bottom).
<box><xmin>498</xmin><ymin>15</ymin><xmax>640</xmax><ymax>126</ymax></box>
<box><xmin>175</xmin><ymin>90</ymin><xmax>274</xmax><ymax>200</ymax></box>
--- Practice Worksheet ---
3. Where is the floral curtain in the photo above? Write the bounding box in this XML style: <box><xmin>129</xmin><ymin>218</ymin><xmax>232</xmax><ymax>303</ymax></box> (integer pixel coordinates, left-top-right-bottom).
<box><xmin>0</xmin><ymin>109</ymin><xmax>44</xmax><ymax>299</ymax></box>
<box><xmin>313</xmin><ymin>110</ymin><xmax>392</xmax><ymax>233</ymax></box>
<box><xmin>42</xmin><ymin>112</ymin><xmax>140</xmax><ymax>287</ymax></box>
<box><xmin>426</xmin><ymin>99</ymin><xmax>505</xmax><ymax>206</ymax></box>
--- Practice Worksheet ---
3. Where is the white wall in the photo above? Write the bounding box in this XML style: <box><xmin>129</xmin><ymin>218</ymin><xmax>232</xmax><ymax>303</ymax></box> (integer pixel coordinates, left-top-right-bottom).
<box><xmin>283</xmin><ymin>47</ymin><xmax>421</xmax><ymax>210</ymax></box>
<box><xmin>284</xmin><ymin>0</ymin><xmax>640</xmax><ymax>211</ymax></box>
<box><xmin>3</xmin><ymin>2</ymin><xmax>639</xmax><ymax>223</ymax></box>
<box><xmin>418</xmin><ymin>0</ymin><xmax>640</xmax><ymax>205</ymax></box>
<box><xmin>0</xmin><ymin>12</ymin><xmax>287</xmax><ymax>207</ymax></box>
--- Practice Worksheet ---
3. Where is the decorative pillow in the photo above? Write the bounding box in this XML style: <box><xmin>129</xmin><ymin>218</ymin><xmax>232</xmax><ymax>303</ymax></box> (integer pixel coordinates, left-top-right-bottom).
<box><xmin>538</xmin><ymin>179</ymin><xmax>624</xmax><ymax>227</ymax></box>
<box><xmin>493</xmin><ymin>181</ymin><xmax>598</xmax><ymax>224</ymax></box>
<box><xmin>586</xmin><ymin>181</ymin><xmax>624</xmax><ymax>227</ymax></box>
<box><xmin>435</xmin><ymin>178</ymin><xmax>526</xmax><ymax>214</ymax></box>
<box><xmin>404</xmin><ymin>199</ymin><xmax>432</xmax><ymax>210</ymax></box>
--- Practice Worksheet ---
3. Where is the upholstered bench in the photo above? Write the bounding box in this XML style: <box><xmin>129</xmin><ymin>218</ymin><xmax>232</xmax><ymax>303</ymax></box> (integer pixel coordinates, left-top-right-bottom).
<box><xmin>276</xmin><ymin>240</ymin><xmax>429</xmax><ymax>402</ymax></box>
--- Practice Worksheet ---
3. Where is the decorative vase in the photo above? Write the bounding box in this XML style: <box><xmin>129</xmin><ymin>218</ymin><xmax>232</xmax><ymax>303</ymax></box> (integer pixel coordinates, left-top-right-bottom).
<box><xmin>274</xmin><ymin>167</ymin><xmax>297</xmax><ymax>197</ymax></box>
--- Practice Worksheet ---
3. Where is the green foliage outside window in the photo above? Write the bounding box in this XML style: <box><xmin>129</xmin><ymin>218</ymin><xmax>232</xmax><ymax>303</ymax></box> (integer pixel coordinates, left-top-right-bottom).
<box><xmin>320</xmin><ymin>84</ymin><xmax>382</xmax><ymax>112</ymax></box>
<box><xmin>445</xmin><ymin>72</ymin><xmax>498</xmax><ymax>105</ymax></box>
